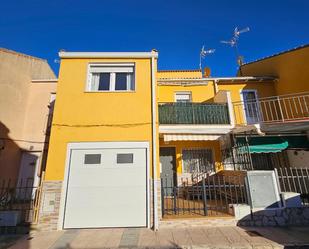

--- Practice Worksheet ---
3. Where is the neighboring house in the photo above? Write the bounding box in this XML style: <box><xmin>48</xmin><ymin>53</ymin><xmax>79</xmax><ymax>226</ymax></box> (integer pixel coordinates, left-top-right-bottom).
<box><xmin>236</xmin><ymin>44</ymin><xmax>309</xmax><ymax>170</ymax></box>
<box><xmin>0</xmin><ymin>48</ymin><xmax>57</xmax><ymax>190</ymax></box>
<box><xmin>39</xmin><ymin>45</ymin><xmax>309</xmax><ymax>231</ymax></box>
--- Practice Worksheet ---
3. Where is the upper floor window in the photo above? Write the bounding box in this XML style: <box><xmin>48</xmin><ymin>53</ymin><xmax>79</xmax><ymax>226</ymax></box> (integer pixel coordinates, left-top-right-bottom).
<box><xmin>175</xmin><ymin>91</ymin><xmax>192</xmax><ymax>102</ymax></box>
<box><xmin>87</xmin><ymin>63</ymin><xmax>135</xmax><ymax>92</ymax></box>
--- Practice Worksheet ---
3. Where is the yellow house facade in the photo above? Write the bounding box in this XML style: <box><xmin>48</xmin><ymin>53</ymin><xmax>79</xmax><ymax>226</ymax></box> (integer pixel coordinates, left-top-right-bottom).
<box><xmin>39</xmin><ymin>46</ymin><xmax>309</xmax><ymax>231</ymax></box>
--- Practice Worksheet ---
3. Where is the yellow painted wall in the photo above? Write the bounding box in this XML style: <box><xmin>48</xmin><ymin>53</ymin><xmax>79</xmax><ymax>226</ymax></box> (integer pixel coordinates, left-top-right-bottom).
<box><xmin>241</xmin><ymin>46</ymin><xmax>309</xmax><ymax>95</ymax></box>
<box><xmin>159</xmin><ymin>139</ymin><xmax>223</xmax><ymax>173</ymax></box>
<box><xmin>158</xmin><ymin>83</ymin><xmax>215</xmax><ymax>103</ymax></box>
<box><xmin>45</xmin><ymin>58</ymin><xmax>155</xmax><ymax>181</ymax></box>
<box><xmin>157</xmin><ymin>70</ymin><xmax>202</xmax><ymax>79</ymax></box>
<box><xmin>218</xmin><ymin>81</ymin><xmax>276</xmax><ymax>124</ymax></box>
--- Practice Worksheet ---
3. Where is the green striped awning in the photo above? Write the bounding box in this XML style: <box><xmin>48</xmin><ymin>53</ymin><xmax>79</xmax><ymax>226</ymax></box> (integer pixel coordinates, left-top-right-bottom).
<box><xmin>236</xmin><ymin>135</ymin><xmax>309</xmax><ymax>154</ymax></box>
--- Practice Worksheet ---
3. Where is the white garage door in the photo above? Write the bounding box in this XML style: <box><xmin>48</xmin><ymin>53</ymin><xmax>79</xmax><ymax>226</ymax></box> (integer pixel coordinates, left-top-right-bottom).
<box><xmin>63</xmin><ymin>145</ymin><xmax>147</xmax><ymax>229</ymax></box>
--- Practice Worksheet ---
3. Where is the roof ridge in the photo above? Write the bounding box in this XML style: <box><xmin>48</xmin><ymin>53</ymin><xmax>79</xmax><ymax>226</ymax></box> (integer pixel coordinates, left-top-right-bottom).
<box><xmin>0</xmin><ymin>48</ymin><xmax>47</xmax><ymax>62</ymax></box>
<box><xmin>242</xmin><ymin>43</ymin><xmax>309</xmax><ymax>66</ymax></box>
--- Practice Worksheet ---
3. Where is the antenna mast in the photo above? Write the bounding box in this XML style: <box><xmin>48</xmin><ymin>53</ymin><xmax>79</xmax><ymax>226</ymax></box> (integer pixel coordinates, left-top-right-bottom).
<box><xmin>221</xmin><ymin>26</ymin><xmax>250</xmax><ymax>69</ymax></box>
<box><xmin>199</xmin><ymin>45</ymin><xmax>215</xmax><ymax>70</ymax></box>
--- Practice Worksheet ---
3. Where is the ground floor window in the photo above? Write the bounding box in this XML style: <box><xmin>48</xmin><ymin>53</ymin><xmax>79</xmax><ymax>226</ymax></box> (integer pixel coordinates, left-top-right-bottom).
<box><xmin>182</xmin><ymin>148</ymin><xmax>214</xmax><ymax>174</ymax></box>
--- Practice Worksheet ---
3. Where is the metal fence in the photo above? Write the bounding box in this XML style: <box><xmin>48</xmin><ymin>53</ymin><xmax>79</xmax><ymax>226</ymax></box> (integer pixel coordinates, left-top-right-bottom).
<box><xmin>158</xmin><ymin>102</ymin><xmax>230</xmax><ymax>125</ymax></box>
<box><xmin>0</xmin><ymin>179</ymin><xmax>41</xmax><ymax>225</ymax></box>
<box><xmin>221</xmin><ymin>143</ymin><xmax>253</xmax><ymax>171</ymax></box>
<box><xmin>233</xmin><ymin>92</ymin><xmax>309</xmax><ymax>125</ymax></box>
<box><xmin>275</xmin><ymin>167</ymin><xmax>309</xmax><ymax>205</ymax></box>
<box><xmin>161</xmin><ymin>174</ymin><xmax>247</xmax><ymax>218</ymax></box>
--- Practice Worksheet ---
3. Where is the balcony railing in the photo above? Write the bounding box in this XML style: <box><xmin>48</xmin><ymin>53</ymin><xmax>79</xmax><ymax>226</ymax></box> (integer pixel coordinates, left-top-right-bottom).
<box><xmin>159</xmin><ymin>102</ymin><xmax>230</xmax><ymax>125</ymax></box>
<box><xmin>233</xmin><ymin>92</ymin><xmax>309</xmax><ymax>125</ymax></box>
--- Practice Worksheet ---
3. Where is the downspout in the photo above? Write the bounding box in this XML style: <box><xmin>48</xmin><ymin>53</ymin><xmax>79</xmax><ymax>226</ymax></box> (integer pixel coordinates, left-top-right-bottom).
<box><xmin>214</xmin><ymin>79</ymin><xmax>219</xmax><ymax>94</ymax></box>
<box><xmin>150</xmin><ymin>50</ymin><xmax>159</xmax><ymax>230</ymax></box>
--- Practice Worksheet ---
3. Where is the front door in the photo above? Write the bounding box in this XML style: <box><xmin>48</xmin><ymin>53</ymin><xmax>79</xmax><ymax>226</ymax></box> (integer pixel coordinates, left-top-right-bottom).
<box><xmin>160</xmin><ymin>147</ymin><xmax>176</xmax><ymax>195</ymax></box>
<box><xmin>18</xmin><ymin>152</ymin><xmax>41</xmax><ymax>199</ymax></box>
<box><xmin>242</xmin><ymin>90</ymin><xmax>260</xmax><ymax>124</ymax></box>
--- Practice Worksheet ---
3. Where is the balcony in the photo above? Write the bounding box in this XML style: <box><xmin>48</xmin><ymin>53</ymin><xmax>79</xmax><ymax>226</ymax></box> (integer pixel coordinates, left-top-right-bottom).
<box><xmin>233</xmin><ymin>92</ymin><xmax>309</xmax><ymax>125</ymax></box>
<box><xmin>159</xmin><ymin>102</ymin><xmax>230</xmax><ymax>125</ymax></box>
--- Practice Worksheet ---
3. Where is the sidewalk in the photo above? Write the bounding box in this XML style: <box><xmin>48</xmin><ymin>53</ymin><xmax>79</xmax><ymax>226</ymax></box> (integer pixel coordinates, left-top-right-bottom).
<box><xmin>6</xmin><ymin>226</ymin><xmax>309</xmax><ymax>249</ymax></box>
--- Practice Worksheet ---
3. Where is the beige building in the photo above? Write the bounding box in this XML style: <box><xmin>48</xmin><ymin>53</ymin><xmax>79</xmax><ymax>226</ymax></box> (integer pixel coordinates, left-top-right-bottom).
<box><xmin>0</xmin><ymin>48</ymin><xmax>57</xmax><ymax>185</ymax></box>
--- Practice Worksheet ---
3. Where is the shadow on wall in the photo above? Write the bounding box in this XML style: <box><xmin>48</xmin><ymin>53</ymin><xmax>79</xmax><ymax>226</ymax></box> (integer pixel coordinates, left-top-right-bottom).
<box><xmin>0</xmin><ymin>121</ymin><xmax>23</xmax><ymax>180</ymax></box>
<box><xmin>236</xmin><ymin>197</ymin><xmax>309</xmax><ymax>247</ymax></box>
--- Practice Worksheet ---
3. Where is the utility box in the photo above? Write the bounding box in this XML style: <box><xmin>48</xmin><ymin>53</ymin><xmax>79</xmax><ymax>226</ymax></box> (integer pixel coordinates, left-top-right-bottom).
<box><xmin>246</xmin><ymin>171</ymin><xmax>281</xmax><ymax>209</ymax></box>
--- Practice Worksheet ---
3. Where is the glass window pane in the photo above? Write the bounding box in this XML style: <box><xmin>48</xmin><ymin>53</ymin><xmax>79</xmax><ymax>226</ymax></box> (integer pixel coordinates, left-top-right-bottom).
<box><xmin>117</xmin><ymin>153</ymin><xmax>133</xmax><ymax>164</ymax></box>
<box><xmin>115</xmin><ymin>73</ymin><xmax>128</xmax><ymax>90</ymax></box>
<box><xmin>84</xmin><ymin>154</ymin><xmax>101</xmax><ymax>164</ymax></box>
<box><xmin>98</xmin><ymin>73</ymin><xmax>110</xmax><ymax>90</ymax></box>
<box><xmin>182</xmin><ymin>149</ymin><xmax>213</xmax><ymax>173</ymax></box>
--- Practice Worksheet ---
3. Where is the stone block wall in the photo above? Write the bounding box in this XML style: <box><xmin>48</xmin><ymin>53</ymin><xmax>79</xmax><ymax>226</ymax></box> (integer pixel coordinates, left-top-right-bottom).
<box><xmin>37</xmin><ymin>181</ymin><xmax>62</xmax><ymax>231</ymax></box>
<box><xmin>238</xmin><ymin>207</ymin><xmax>309</xmax><ymax>227</ymax></box>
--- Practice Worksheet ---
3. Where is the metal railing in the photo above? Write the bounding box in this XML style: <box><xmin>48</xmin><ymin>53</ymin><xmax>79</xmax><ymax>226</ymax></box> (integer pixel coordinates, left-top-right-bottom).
<box><xmin>275</xmin><ymin>167</ymin><xmax>309</xmax><ymax>205</ymax></box>
<box><xmin>159</xmin><ymin>102</ymin><xmax>230</xmax><ymax>125</ymax></box>
<box><xmin>233</xmin><ymin>92</ymin><xmax>309</xmax><ymax>125</ymax></box>
<box><xmin>161</xmin><ymin>174</ymin><xmax>247</xmax><ymax>218</ymax></box>
<box><xmin>0</xmin><ymin>179</ymin><xmax>41</xmax><ymax>225</ymax></box>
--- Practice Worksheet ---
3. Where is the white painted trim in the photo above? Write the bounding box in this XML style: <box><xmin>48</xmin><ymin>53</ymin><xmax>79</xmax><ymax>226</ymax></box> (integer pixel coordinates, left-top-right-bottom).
<box><xmin>57</xmin><ymin>141</ymin><xmax>150</xmax><ymax>230</ymax></box>
<box><xmin>226</xmin><ymin>91</ymin><xmax>235</xmax><ymax>127</ymax></box>
<box><xmin>151</xmin><ymin>56</ymin><xmax>159</xmax><ymax>230</ymax></box>
<box><xmin>85</xmin><ymin>63</ymin><xmax>136</xmax><ymax>92</ymax></box>
<box><xmin>157</xmin><ymin>76</ymin><xmax>276</xmax><ymax>83</ymax></box>
<box><xmin>174</xmin><ymin>91</ymin><xmax>192</xmax><ymax>102</ymax></box>
<box><xmin>59</xmin><ymin>51</ymin><xmax>158</xmax><ymax>59</ymax></box>
<box><xmin>159</xmin><ymin>125</ymin><xmax>233</xmax><ymax>134</ymax></box>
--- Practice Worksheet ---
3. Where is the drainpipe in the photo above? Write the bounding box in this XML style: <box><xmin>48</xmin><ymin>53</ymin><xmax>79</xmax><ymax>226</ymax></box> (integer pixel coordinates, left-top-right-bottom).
<box><xmin>214</xmin><ymin>79</ymin><xmax>219</xmax><ymax>94</ymax></box>
<box><xmin>150</xmin><ymin>49</ymin><xmax>159</xmax><ymax>230</ymax></box>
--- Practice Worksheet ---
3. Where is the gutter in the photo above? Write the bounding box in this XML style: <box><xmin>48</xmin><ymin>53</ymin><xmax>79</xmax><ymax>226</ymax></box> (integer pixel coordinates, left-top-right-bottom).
<box><xmin>150</xmin><ymin>50</ymin><xmax>159</xmax><ymax>230</ymax></box>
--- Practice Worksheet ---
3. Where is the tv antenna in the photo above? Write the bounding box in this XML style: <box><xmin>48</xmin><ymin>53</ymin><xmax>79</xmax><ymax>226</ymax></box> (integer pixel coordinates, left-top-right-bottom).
<box><xmin>221</xmin><ymin>26</ymin><xmax>250</xmax><ymax>67</ymax></box>
<box><xmin>199</xmin><ymin>45</ymin><xmax>215</xmax><ymax>70</ymax></box>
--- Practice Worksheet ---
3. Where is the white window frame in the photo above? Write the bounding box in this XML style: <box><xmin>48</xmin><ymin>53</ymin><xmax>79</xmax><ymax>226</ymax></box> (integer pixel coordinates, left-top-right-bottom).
<box><xmin>181</xmin><ymin>147</ymin><xmax>215</xmax><ymax>174</ymax></box>
<box><xmin>86</xmin><ymin>63</ymin><xmax>135</xmax><ymax>92</ymax></box>
<box><xmin>240</xmin><ymin>89</ymin><xmax>261</xmax><ymax>124</ymax></box>
<box><xmin>174</xmin><ymin>91</ymin><xmax>192</xmax><ymax>102</ymax></box>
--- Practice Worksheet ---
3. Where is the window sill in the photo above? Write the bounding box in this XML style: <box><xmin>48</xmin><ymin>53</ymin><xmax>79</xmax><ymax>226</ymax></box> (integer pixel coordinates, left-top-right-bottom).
<box><xmin>84</xmin><ymin>90</ymin><xmax>136</xmax><ymax>93</ymax></box>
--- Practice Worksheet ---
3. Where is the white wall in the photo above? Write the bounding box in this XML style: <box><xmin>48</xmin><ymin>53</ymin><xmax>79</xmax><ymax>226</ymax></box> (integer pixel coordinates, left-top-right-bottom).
<box><xmin>286</xmin><ymin>149</ymin><xmax>309</xmax><ymax>168</ymax></box>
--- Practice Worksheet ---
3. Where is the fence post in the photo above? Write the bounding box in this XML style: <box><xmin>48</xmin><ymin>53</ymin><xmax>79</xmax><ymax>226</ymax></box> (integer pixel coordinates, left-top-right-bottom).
<box><xmin>202</xmin><ymin>177</ymin><xmax>208</xmax><ymax>216</ymax></box>
<box><xmin>274</xmin><ymin>168</ymin><xmax>282</xmax><ymax>195</ymax></box>
<box><xmin>161</xmin><ymin>179</ymin><xmax>165</xmax><ymax>218</ymax></box>
<box><xmin>277</xmin><ymin>96</ymin><xmax>284</xmax><ymax>122</ymax></box>
<box><xmin>173</xmin><ymin>187</ymin><xmax>177</xmax><ymax>215</ymax></box>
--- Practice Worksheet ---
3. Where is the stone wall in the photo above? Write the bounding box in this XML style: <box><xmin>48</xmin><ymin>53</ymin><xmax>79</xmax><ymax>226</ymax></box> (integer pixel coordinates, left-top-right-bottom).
<box><xmin>37</xmin><ymin>181</ymin><xmax>62</xmax><ymax>231</ymax></box>
<box><xmin>238</xmin><ymin>207</ymin><xmax>309</xmax><ymax>227</ymax></box>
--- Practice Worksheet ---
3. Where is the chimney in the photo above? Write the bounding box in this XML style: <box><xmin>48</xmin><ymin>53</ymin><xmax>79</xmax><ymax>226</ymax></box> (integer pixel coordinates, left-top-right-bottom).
<box><xmin>203</xmin><ymin>67</ymin><xmax>211</xmax><ymax>77</ymax></box>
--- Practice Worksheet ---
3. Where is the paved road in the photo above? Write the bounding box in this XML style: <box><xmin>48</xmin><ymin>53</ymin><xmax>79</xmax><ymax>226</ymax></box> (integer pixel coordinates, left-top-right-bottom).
<box><xmin>5</xmin><ymin>226</ymin><xmax>309</xmax><ymax>249</ymax></box>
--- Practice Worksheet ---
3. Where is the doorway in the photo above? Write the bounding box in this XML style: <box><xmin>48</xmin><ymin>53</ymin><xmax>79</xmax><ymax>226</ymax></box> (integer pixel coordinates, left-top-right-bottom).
<box><xmin>160</xmin><ymin>147</ymin><xmax>177</xmax><ymax>195</ymax></box>
<box><xmin>241</xmin><ymin>90</ymin><xmax>260</xmax><ymax>124</ymax></box>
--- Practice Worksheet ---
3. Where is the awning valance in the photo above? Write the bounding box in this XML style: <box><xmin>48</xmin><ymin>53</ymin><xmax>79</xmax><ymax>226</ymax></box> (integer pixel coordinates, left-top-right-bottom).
<box><xmin>164</xmin><ymin>134</ymin><xmax>221</xmax><ymax>142</ymax></box>
<box><xmin>236</xmin><ymin>135</ymin><xmax>309</xmax><ymax>154</ymax></box>
<box><xmin>237</xmin><ymin>137</ymin><xmax>288</xmax><ymax>153</ymax></box>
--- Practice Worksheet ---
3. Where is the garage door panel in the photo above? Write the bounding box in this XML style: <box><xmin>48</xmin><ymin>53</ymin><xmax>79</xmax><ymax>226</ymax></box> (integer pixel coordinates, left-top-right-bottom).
<box><xmin>68</xmin><ymin>169</ymin><xmax>146</xmax><ymax>187</ymax></box>
<box><xmin>64</xmin><ymin>145</ymin><xmax>147</xmax><ymax>229</ymax></box>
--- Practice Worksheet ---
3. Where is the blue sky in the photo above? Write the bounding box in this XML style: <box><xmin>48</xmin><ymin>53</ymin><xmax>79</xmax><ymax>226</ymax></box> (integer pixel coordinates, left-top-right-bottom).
<box><xmin>1</xmin><ymin>0</ymin><xmax>309</xmax><ymax>76</ymax></box>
